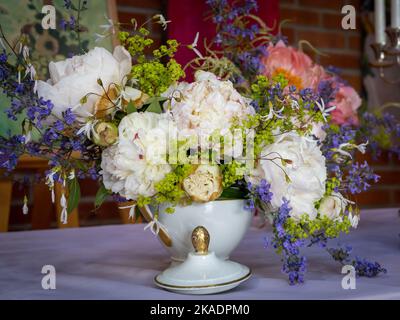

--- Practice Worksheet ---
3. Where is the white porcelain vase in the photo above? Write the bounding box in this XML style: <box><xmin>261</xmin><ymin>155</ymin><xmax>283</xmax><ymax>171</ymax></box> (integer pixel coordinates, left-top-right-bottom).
<box><xmin>157</xmin><ymin>200</ymin><xmax>252</xmax><ymax>262</ymax></box>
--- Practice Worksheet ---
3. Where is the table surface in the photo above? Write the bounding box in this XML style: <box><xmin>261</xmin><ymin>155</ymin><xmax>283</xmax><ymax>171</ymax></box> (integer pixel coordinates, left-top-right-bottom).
<box><xmin>0</xmin><ymin>208</ymin><xmax>399</xmax><ymax>300</ymax></box>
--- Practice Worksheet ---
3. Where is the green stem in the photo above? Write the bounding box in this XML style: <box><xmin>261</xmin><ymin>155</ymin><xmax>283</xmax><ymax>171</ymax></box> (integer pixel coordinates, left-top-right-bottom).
<box><xmin>77</xmin><ymin>0</ymin><xmax>82</xmax><ymax>53</ymax></box>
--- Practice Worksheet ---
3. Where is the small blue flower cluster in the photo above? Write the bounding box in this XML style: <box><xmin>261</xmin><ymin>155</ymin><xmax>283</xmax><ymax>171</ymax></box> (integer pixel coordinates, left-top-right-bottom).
<box><xmin>206</xmin><ymin>0</ymin><xmax>264</xmax><ymax>80</ymax></box>
<box><xmin>271</xmin><ymin>198</ymin><xmax>307</xmax><ymax>285</ymax></box>
<box><xmin>245</xmin><ymin>179</ymin><xmax>273</xmax><ymax>210</ymax></box>
<box><xmin>344</xmin><ymin>161</ymin><xmax>380</xmax><ymax>195</ymax></box>
<box><xmin>361</xmin><ymin>112</ymin><xmax>400</xmax><ymax>160</ymax></box>
<box><xmin>327</xmin><ymin>245</ymin><xmax>387</xmax><ymax>278</ymax></box>
<box><xmin>317</xmin><ymin>79</ymin><xmax>338</xmax><ymax>105</ymax></box>
<box><xmin>0</xmin><ymin>43</ymin><xmax>94</xmax><ymax>178</ymax></box>
<box><xmin>322</xmin><ymin>124</ymin><xmax>356</xmax><ymax>177</ymax></box>
<box><xmin>60</xmin><ymin>16</ymin><xmax>76</xmax><ymax>31</ymax></box>
<box><xmin>60</xmin><ymin>0</ymin><xmax>88</xmax><ymax>43</ymax></box>
<box><xmin>0</xmin><ymin>133</ymin><xmax>25</xmax><ymax>172</ymax></box>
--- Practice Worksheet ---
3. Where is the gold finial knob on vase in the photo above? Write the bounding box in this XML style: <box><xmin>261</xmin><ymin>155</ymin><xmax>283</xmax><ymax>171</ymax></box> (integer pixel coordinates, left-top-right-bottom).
<box><xmin>191</xmin><ymin>226</ymin><xmax>210</xmax><ymax>255</ymax></box>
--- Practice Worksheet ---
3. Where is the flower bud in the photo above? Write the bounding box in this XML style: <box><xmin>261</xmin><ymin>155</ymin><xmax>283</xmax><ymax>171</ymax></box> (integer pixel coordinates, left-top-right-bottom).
<box><xmin>182</xmin><ymin>165</ymin><xmax>223</xmax><ymax>202</ymax></box>
<box><xmin>92</xmin><ymin>122</ymin><xmax>118</xmax><ymax>147</ymax></box>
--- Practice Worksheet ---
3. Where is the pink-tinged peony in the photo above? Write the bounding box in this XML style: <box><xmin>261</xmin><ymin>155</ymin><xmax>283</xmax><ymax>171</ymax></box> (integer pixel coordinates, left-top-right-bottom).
<box><xmin>262</xmin><ymin>40</ymin><xmax>327</xmax><ymax>90</ymax></box>
<box><xmin>329</xmin><ymin>85</ymin><xmax>361</xmax><ymax>125</ymax></box>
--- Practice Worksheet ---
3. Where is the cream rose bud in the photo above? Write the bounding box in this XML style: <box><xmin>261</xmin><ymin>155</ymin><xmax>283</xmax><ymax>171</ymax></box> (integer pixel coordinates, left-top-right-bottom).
<box><xmin>92</xmin><ymin>122</ymin><xmax>118</xmax><ymax>147</ymax></box>
<box><xmin>183</xmin><ymin>165</ymin><xmax>223</xmax><ymax>202</ymax></box>
<box><xmin>36</xmin><ymin>46</ymin><xmax>132</xmax><ymax>123</ymax></box>
<box><xmin>247</xmin><ymin>132</ymin><xmax>327</xmax><ymax>220</ymax></box>
<box><xmin>319</xmin><ymin>192</ymin><xmax>345</xmax><ymax>220</ymax></box>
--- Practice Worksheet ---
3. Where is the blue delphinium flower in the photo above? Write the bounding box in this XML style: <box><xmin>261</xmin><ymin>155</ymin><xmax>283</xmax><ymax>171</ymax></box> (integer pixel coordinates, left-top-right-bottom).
<box><xmin>271</xmin><ymin>198</ymin><xmax>307</xmax><ymax>285</ymax></box>
<box><xmin>327</xmin><ymin>245</ymin><xmax>387</xmax><ymax>278</ymax></box>
<box><xmin>344</xmin><ymin>161</ymin><xmax>379</xmax><ymax>194</ymax></box>
<box><xmin>245</xmin><ymin>179</ymin><xmax>273</xmax><ymax>211</ymax></box>
<box><xmin>63</xmin><ymin>108</ymin><xmax>76</xmax><ymax>126</ymax></box>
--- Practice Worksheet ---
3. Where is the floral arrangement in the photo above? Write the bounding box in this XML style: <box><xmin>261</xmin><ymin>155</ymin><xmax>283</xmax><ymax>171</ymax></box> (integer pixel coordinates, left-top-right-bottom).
<box><xmin>1</xmin><ymin>0</ymin><xmax>398</xmax><ymax>285</ymax></box>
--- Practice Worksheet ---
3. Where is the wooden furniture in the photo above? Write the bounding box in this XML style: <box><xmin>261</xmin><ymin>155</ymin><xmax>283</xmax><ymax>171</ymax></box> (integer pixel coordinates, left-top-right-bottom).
<box><xmin>0</xmin><ymin>155</ymin><xmax>141</xmax><ymax>232</ymax></box>
<box><xmin>0</xmin><ymin>178</ymin><xmax>13</xmax><ymax>232</ymax></box>
<box><xmin>0</xmin><ymin>155</ymin><xmax>79</xmax><ymax>232</ymax></box>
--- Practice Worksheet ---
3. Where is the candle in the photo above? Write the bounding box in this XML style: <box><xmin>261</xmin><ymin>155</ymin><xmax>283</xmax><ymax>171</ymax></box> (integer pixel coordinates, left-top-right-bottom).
<box><xmin>391</xmin><ymin>0</ymin><xmax>400</xmax><ymax>28</ymax></box>
<box><xmin>375</xmin><ymin>0</ymin><xmax>386</xmax><ymax>44</ymax></box>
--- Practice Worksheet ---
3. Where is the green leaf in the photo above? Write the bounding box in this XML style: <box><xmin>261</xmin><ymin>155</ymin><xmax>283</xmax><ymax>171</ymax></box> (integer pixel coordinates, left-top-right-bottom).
<box><xmin>135</xmin><ymin>206</ymin><xmax>141</xmax><ymax>220</ymax></box>
<box><xmin>67</xmin><ymin>178</ymin><xmax>81</xmax><ymax>214</ymax></box>
<box><xmin>219</xmin><ymin>187</ymin><xmax>246</xmax><ymax>200</ymax></box>
<box><xmin>126</xmin><ymin>101</ymin><xmax>137</xmax><ymax>114</ymax></box>
<box><xmin>95</xmin><ymin>183</ymin><xmax>110</xmax><ymax>209</ymax></box>
<box><xmin>141</xmin><ymin>96</ymin><xmax>167</xmax><ymax>113</ymax></box>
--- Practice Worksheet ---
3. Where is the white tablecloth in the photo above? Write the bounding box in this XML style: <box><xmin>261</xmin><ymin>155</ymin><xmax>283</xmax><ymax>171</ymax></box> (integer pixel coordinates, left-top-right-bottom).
<box><xmin>0</xmin><ymin>208</ymin><xmax>399</xmax><ymax>300</ymax></box>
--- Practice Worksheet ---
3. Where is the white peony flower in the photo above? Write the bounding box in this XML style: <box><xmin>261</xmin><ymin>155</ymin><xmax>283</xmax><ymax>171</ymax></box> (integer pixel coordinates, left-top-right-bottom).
<box><xmin>36</xmin><ymin>46</ymin><xmax>131</xmax><ymax>123</ymax></box>
<box><xmin>319</xmin><ymin>192</ymin><xmax>346</xmax><ymax>221</ymax></box>
<box><xmin>163</xmin><ymin>71</ymin><xmax>254</xmax><ymax>161</ymax></box>
<box><xmin>165</xmin><ymin>71</ymin><xmax>255</xmax><ymax>137</ymax></box>
<box><xmin>247</xmin><ymin>132</ymin><xmax>327</xmax><ymax>220</ymax></box>
<box><xmin>100</xmin><ymin>112</ymin><xmax>175</xmax><ymax>200</ymax></box>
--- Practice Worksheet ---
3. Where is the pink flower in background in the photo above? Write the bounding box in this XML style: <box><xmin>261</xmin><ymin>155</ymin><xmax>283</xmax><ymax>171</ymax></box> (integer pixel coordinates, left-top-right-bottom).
<box><xmin>262</xmin><ymin>40</ymin><xmax>362</xmax><ymax>126</ymax></box>
<box><xmin>329</xmin><ymin>85</ymin><xmax>362</xmax><ymax>125</ymax></box>
<box><xmin>262</xmin><ymin>40</ymin><xmax>327</xmax><ymax>90</ymax></box>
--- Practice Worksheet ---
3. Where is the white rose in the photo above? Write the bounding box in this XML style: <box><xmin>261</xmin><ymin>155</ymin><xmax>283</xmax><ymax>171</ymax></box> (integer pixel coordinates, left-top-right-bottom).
<box><xmin>247</xmin><ymin>132</ymin><xmax>327</xmax><ymax>220</ymax></box>
<box><xmin>100</xmin><ymin>112</ymin><xmax>175</xmax><ymax>200</ymax></box>
<box><xmin>182</xmin><ymin>165</ymin><xmax>223</xmax><ymax>202</ymax></box>
<box><xmin>319</xmin><ymin>192</ymin><xmax>345</xmax><ymax>220</ymax></box>
<box><xmin>37</xmin><ymin>46</ymin><xmax>131</xmax><ymax>123</ymax></box>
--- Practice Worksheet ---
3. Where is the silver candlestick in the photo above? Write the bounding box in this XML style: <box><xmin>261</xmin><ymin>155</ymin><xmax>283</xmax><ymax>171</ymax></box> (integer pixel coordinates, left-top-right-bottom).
<box><xmin>369</xmin><ymin>27</ymin><xmax>400</xmax><ymax>84</ymax></box>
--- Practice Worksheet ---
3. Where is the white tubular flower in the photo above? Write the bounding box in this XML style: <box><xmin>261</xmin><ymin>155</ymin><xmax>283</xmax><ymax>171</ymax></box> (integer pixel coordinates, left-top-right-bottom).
<box><xmin>333</xmin><ymin>141</ymin><xmax>369</xmax><ymax>161</ymax></box>
<box><xmin>348</xmin><ymin>212</ymin><xmax>360</xmax><ymax>228</ymax></box>
<box><xmin>119</xmin><ymin>203</ymin><xmax>136</xmax><ymax>220</ymax></box>
<box><xmin>22</xmin><ymin>196</ymin><xmax>29</xmax><ymax>215</ymax></box>
<box><xmin>262</xmin><ymin>103</ymin><xmax>284</xmax><ymax>121</ymax></box>
<box><xmin>22</xmin><ymin>45</ymin><xmax>30</xmax><ymax>60</ymax></box>
<box><xmin>60</xmin><ymin>193</ymin><xmax>68</xmax><ymax>224</ymax></box>
<box><xmin>316</xmin><ymin>98</ymin><xmax>336</xmax><ymax>122</ymax></box>
<box><xmin>153</xmin><ymin>14</ymin><xmax>171</xmax><ymax>30</ymax></box>
<box><xmin>188</xmin><ymin>32</ymin><xmax>203</xmax><ymax>59</ymax></box>
<box><xmin>77</xmin><ymin>118</ymin><xmax>98</xmax><ymax>140</ymax></box>
<box><xmin>99</xmin><ymin>15</ymin><xmax>116</xmax><ymax>34</ymax></box>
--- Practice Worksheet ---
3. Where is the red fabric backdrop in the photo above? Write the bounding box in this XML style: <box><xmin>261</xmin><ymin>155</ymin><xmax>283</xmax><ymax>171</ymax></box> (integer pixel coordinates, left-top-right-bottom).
<box><xmin>167</xmin><ymin>0</ymin><xmax>280</xmax><ymax>80</ymax></box>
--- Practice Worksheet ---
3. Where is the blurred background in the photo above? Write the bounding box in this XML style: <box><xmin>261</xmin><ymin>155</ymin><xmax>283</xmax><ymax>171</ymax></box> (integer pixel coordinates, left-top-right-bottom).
<box><xmin>1</xmin><ymin>0</ymin><xmax>399</xmax><ymax>231</ymax></box>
